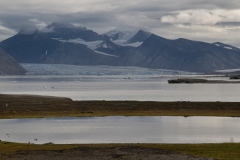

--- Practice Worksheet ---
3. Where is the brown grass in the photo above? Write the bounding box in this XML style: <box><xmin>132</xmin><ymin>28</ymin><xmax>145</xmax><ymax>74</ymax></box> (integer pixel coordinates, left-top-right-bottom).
<box><xmin>0</xmin><ymin>142</ymin><xmax>240</xmax><ymax>160</ymax></box>
<box><xmin>1</xmin><ymin>94</ymin><xmax>240</xmax><ymax>160</ymax></box>
<box><xmin>0</xmin><ymin>94</ymin><xmax>240</xmax><ymax>118</ymax></box>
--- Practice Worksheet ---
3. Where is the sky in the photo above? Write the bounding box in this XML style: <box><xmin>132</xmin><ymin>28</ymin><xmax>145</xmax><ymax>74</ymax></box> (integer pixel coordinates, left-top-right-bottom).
<box><xmin>0</xmin><ymin>0</ymin><xmax>240</xmax><ymax>47</ymax></box>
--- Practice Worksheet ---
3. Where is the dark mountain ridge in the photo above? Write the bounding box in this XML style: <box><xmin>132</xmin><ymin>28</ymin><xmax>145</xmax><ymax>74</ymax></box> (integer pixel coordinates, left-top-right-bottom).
<box><xmin>127</xmin><ymin>35</ymin><xmax>240</xmax><ymax>72</ymax></box>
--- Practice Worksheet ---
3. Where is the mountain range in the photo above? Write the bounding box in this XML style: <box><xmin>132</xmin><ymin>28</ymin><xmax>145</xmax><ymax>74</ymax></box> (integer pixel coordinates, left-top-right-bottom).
<box><xmin>1</xmin><ymin>22</ymin><xmax>240</xmax><ymax>73</ymax></box>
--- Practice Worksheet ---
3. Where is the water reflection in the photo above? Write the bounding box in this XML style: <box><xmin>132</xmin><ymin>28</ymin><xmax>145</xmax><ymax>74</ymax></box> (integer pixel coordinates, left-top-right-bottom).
<box><xmin>0</xmin><ymin>116</ymin><xmax>239</xmax><ymax>144</ymax></box>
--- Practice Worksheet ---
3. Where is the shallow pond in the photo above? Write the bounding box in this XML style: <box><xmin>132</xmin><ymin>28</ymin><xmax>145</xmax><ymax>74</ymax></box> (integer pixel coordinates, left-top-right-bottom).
<box><xmin>0</xmin><ymin>116</ymin><xmax>239</xmax><ymax>144</ymax></box>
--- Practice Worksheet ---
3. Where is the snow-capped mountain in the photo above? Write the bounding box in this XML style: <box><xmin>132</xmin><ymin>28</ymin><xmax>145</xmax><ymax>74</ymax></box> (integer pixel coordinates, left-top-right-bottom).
<box><xmin>104</xmin><ymin>29</ymin><xmax>139</xmax><ymax>46</ymax></box>
<box><xmin>42</xmin><ymin>23</ymin><xmax>146</xmax><ymax>56</ymax></box>
<box><xmin>2</xmin><ymin>22</ymin><xmax>240</xmax><ymax>72</ymax></box>
<box><xmin>104</xmin><ymin>29</ymin><xmax>151</xmax><ymax>47</ymax></box>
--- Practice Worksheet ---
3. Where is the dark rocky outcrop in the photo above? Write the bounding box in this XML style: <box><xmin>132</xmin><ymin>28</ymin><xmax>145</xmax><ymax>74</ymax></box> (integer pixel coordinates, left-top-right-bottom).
<box><xmin>168</xmin><ymin>78</ymin><xmax>240</xmax><ymax>84</ymax></box>
<box><xmin>230</xmin><ymin>75</ymin><xmax>240</xmax><ymax>79</ymax></box>
<box><xmin>168</xmin><ymin>79</ymin><xmax>208</xmax><ymax>83</ymax></box>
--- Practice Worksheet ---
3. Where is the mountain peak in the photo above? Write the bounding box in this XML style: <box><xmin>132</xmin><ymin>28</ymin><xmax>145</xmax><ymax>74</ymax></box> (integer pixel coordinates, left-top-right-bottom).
<box><xmin>127</xmin><ymin>30</ymin><xmax>151</xmax><ymax>43</ymax></box>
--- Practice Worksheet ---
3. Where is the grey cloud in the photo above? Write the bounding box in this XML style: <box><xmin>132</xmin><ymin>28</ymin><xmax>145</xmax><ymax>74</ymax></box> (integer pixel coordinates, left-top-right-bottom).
<box><xmin>216</xmin><ymin>22</ymin><xmax>240</xmax><ymax>26</ymax></box>
<box><xmin>0</xmin><ymin>0</ymin><xmax>240</xmax><ymax>47</ymax></box>
<box><xmin>0</xmin><ymin>12</ymin><xmax>59</xmax><ymax>31</ymax></box>
<box><xmin>188</xmin><ymin>0</ymin><xmax>240</xmax><ymax>10</ymax></box>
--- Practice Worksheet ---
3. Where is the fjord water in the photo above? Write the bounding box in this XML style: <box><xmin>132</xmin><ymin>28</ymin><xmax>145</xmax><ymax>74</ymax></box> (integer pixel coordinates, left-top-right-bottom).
<box><xmin>0</xmin><ymin>116</ymin><xmax>239</xmax><ymax>144</ymax></box>
<box><xmin>0</xmin><ymin>75</ymin><xmax>240</xmax><ymax>101</ymax></box>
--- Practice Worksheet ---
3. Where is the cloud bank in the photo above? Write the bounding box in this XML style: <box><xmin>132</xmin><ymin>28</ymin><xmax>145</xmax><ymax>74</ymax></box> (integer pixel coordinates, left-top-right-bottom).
<box><xmin>0</xmin><ymin>0</ymin><xmax>240</xmax><ymax>46</ymax></box>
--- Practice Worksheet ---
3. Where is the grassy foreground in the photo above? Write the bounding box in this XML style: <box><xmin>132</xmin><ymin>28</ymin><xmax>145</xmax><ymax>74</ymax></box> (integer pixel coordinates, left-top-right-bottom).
<box><xmin>0</xmin><ymin>142</ymin><xmax>240</xmax><ymax>160</ymax></box>
<box><xmin>0</xmin><ymin>94</ymin><xmax>240</xmax><ymax>118</ymax></box>
<box><xmin>1</xmin><ymin>94</ymin><xmax>240</xmax><ymax>159</ymax></box>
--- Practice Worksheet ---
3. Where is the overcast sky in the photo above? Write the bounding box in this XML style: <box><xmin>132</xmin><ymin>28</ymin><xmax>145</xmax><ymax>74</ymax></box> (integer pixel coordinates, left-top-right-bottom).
<box><xmin>0</xmin><ymin>0</ymin><xmax>240</xmax><ymax>46</ymax></box>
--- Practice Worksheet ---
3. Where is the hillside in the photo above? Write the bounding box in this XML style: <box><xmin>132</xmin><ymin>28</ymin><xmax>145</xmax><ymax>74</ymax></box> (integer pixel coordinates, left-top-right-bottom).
<box><xmin>0</xmin><ymin>48</ymin><xmax>26</xmax><ymax>75</ymax></box>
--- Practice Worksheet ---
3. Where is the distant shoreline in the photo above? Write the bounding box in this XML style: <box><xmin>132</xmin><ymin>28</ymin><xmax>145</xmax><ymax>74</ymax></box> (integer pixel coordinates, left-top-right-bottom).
<box><xmin>1</xmin><ymin>94</ymin><xmax>240</xmax><ymax>119</ymax></box>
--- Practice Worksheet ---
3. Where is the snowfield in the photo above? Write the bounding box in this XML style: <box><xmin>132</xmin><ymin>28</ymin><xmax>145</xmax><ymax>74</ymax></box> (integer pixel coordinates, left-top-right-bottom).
<box><xmin>112</xmin><ymin>40</ymin><xmax>143</xmax><ymax>47</ymax></box>
<box><xmin>21</xmin><ymin>64</ymin><xmax>196</xmax><ymax>76</ymax></box>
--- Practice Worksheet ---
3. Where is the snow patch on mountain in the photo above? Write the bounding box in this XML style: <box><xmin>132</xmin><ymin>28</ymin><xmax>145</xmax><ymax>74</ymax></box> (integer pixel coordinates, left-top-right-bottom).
<box><xmin>96</xmin><ymin>41</ymin><xmax>114</xmax><ymax>49</ymax></box>
<box><xmin>123</xmin><ymin>42</ymin><xmax>143</xmax><ymax>47</ymax></box>
<box><xmin>53</xmin><ymin>38</ymin><xmax>118</xmax><ymax>57</ymax></box>
<box><xmin>212</xmin><ymin>42</ymin><xmax>240</xmax><ymax>51</ymax></box>
<box><xmin>111</xmin><ymin>40</ymin><xmax>142</xmax><ymax>47</ymax></box>
<box><xmin>105</xmin><ymin>29</ymin><xmax>138</xmax><ymax>41</ymax></box>
<box><xmin>224</xmin><ymin>46</ymin><xmax>233</xmax><ymax>50</ymax></box>
<box><xmin>56</xmin><ymin>38</ymin><xmax>103</xmax><ymax>50</ymax></box>
<box><xmin>104</xmin><ymin>29</ymin><xmax>147</xmax><ymax>47</ymax></box>
<box><xmin>94</xmin><ymin>50</ymin><xmax>119</xmax><ymax>57</ymax></box>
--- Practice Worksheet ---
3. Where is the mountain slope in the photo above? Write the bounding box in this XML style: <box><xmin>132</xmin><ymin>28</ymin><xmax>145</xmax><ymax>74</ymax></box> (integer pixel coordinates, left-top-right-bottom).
<box><xmin>0</xmin><ymin>48</ymin><xmax>26</xmax><ymax>75</ymax></box>
<box><xmin>0</xmin><ymin>31</ymin><xmax>61</xmax><ymax>63</ymax></box>
<box><xmin>44</xmin><ymin>42</ymin><xmax>118</xmax><ymax>65</ymax></box>
<box><xmin>120</xmin><ymin>35</ymin><xmax>240</xmax><ymax>72</ymax></box>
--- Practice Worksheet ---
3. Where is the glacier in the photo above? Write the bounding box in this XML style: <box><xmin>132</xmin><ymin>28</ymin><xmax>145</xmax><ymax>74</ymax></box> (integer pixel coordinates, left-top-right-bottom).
<box><xmin>21</xmin><ymin>63</ymin><xmax>196</xmax><ymax>76</ymax></box>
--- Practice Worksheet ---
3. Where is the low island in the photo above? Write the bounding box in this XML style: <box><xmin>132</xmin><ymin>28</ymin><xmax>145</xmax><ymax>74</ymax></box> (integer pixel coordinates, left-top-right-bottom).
<box><xmin>168</xmin><ymin>78</ymin><xmax>240</xmax><ymax>84</ymax></box>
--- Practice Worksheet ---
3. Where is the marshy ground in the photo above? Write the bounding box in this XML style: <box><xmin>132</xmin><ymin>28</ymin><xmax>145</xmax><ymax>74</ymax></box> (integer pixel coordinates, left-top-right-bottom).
<box><xmin>0</xmin><ymin>94</ymin><xmax>240</xmax><ymax>160</ymax></box>
<box><xmin>1</xmin><ymin>94</ymin><xmax>240</xmax><ymax>118</ymax></box>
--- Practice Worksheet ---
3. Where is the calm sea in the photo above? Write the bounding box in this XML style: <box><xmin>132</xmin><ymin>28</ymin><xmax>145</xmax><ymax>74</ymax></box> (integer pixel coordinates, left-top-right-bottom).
<box><xmin>0</xmin><ymin>75</ymin><xmax>239</xmax><ymax>102</ymax></box>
